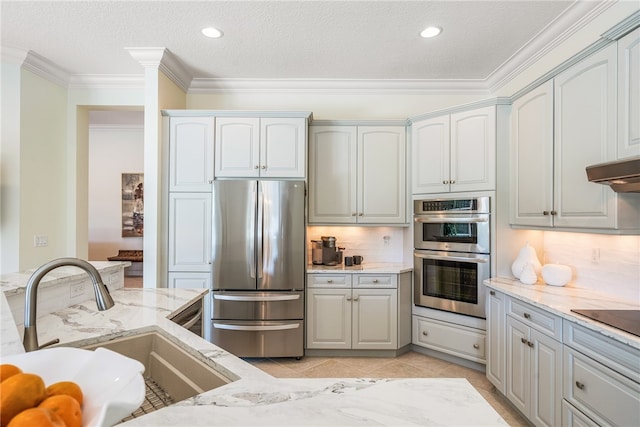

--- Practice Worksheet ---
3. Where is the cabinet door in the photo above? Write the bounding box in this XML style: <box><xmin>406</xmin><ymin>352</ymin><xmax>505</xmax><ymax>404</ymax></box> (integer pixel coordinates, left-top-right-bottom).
<box><xmin>358</xmin><ymin>126</ymin><xmax>406</xmax><ymax>224</ymax></box>
<box><xmin>214</xmin><ymin>117</ymin><xmax>260</xmax><ymax>177</ymax></box>
<box><xmin>306</xmin><ymin>288</ymin><xmax>351</xmax><ymax>349</ymax></box>
<box><xmin>618</xmin><ymin>28</ymin><xmax>640</xmax><ymax>159</ymax></box>
<box><xmin>486</xmin><ymin>290</ymin><xmax>506</xmax><ymax>393</ymax></box>
<box><xmin>260</xmin><ymin>118</ymin><xmax>306</xmax><ymax>178</ymax></box>
<box><xmin>530</xmin><ymin>329</ymin><xmax>563</xmax><ymax>427</ymax></box>
<box><xmin>450</xmin><ymin>106</ymin><xmax>496</xmax><ymax>192</ymax></box>
<box><xmin>411</xmin><ymin>115</ymin><xmax>450</xmax><ymax>194</ymax></box>
<box><xmin>506</xmin><ymin>316</ymin><xmax>530</xmax><ymax>417</ymax></box>
<box><xmin>167</xmin><ymin>272</ymin><xmax>211</xmax><ymax>289</ymax></box>
<box><xmin>554</xmin><ymin>44</ymin><xmax>617</xmax><ymax>228</ymax></box>
<box><xmin>352</xmin><ymin>288</ymin><xmax>397</xmax><ymax>350</ymax></box>
<box><xmin>168</xmin><ymin>193</ymin><xmax>212</xmax><ymax>272</ymax></box>
<box><xmin>169</xmin><ymin>117</ymin><xmax>214</xmax><ymax>192</ymax></box>
<box><xmin>510</xmin><ymin>81</ymin><xmax>554</xmax><ymax>227</ymax></box>
<box><xmin>308</xmin><ymin>126</ymin><xmax>357</xmax><ymax>224</ymax></box>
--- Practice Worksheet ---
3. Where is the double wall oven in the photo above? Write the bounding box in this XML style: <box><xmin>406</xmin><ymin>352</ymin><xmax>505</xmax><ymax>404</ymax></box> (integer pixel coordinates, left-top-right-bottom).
<box><xmin>413</xmin><ymin>197</ymin><xmax>490</xmax><ymax>318</ymax></box>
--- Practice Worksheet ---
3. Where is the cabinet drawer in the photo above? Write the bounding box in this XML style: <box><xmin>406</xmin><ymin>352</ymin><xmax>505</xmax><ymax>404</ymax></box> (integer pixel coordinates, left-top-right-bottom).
<box><xmin>507</xmin><ymin>297</ymin><xmax>562</xmax><ymax>340</ymax></box>
<box><xmin>353</xmin><ymin>274</ymin><xmax>397</xmax><ymax>288</ymax></box>
<box><xmin>564</xmin><ymin>320</ymin><xmax>640</xmax><ymax>383</ymax></box>
<box><xmin>562</xmin><ymin>400</ymin><xmax>599</xmax><ymax>427</ymax></box>
<box><xmin>307</xmin><ymin>274</ymin><xmax>351</xmax><ymax>288</ymax></box>
<box><xmin>413</xmin><ymin>316</ymin><xmax>485</xmax><ymax>363</ymax></box>
<box><xmin>564</xmin><ymin>346</ymin><xmax>640</xmax><ymax>427</ymax></box>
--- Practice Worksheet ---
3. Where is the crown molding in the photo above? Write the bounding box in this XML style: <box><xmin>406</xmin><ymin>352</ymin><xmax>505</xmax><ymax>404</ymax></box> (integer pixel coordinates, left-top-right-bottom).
<box><xmin>21</xmin><ymin>50</ymin><xmax>70</xmax><ymax>87</ymax></box>
<box><xmin>68</xmin><ymin>74</ymin><xmax>145</xmax><ymax>89</ymax></box>
<box><xmin>1</xmin><ymin>46</ymin><xmax>29</xmax><ymax>64</ymax></box>
<box><xmin>602</xmin><ymin>9</ymin><xmax>640</xmax><ymax>40</ymax></box>
<box><xmin>125</xmin><ymin>47</ymin><xmax>191</xmax><ymax>92</ymax></box>
<box><xmin>188</xmin><ymin>78</ymin><xmax>491</xmax><ymax>95</ymax></box>
<box><xmin>486</xmin><ymin>0</ymin><xmax>615</xmax><ymax>93</ymax></box>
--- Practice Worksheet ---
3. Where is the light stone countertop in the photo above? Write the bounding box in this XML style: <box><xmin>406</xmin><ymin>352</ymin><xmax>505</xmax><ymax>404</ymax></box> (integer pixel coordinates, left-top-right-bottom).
<box><xmin>0</xmin><ymin>285</ymin><xmax>506</xmax><ymax>426</ymax></box>
<box><xmin>485</xmin><ymin>277</ymin><xmax>640</xmax><ymax>350</ymax></box>
<box><xmin>307</xmin><ymin>262</ymin><xmax>413</xmax><ymax>274</ymax></box>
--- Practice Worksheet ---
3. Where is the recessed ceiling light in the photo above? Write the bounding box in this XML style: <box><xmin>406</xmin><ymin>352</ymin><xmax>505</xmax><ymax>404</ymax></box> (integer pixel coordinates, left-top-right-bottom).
<box><xmin>420</xmin><ymin>26</ymin><xmax>442</xmax><ymax>38</ymax></box>
<box><xmin>202</xmin><ymin>27</ymin><xmax>223</xmax><ymax>38</ymax></box>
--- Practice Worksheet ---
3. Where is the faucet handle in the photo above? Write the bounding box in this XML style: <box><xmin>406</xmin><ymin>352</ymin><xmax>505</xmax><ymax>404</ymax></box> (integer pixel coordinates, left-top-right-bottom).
<box><xmin>37</xmin><ymin>338</ymin><xmax>60</xmax><ymax>350</ymax></box>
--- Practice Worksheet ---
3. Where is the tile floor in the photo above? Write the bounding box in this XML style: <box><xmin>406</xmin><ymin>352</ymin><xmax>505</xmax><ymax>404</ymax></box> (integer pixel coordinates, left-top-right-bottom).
<box><xmin>244</xmin><ymin>352</ymin><xmax>530</xmax><ymax>426</ymax></box>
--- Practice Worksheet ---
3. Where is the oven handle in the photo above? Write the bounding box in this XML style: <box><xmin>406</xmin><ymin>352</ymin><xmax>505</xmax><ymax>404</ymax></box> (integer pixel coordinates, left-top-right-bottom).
<box><xmin>414</xmin><ymin>252</ymin><xmax>489</xmax><ymax>264</ymax></box>
<box><xmin>414</xmin><ymin>216</ymin><xmax>489</xmax><ymax>224</ymax></box>
<box><xmin>213</xmin><ymin>294</ymin><xmax>301</xmax><ymax>302</ymax></box>
<box><xmin>213</xmin><ymin>323</ymin><xmax>300</xmax><ymax>331</ymax></box>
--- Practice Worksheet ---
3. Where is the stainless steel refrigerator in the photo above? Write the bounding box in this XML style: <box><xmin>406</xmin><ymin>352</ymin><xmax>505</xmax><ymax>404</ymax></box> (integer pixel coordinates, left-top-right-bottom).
<box><xmin>210</xmin><ymin>180</ymin><xmax>305</xmax><ymax>358</ymax></box>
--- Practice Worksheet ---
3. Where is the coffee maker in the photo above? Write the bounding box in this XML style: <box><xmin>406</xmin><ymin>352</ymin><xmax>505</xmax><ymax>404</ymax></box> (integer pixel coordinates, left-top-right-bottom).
<box><xmin>311</xmin><ymin>236</ymin><xmax>344</xmax><ymax>266</ymax></box>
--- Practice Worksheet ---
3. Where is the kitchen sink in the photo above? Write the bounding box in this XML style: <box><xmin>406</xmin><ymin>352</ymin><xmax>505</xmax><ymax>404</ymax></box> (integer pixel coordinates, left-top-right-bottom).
<box><xmin>83</xmin><ymin>330</ymin><xmax>233</xmax><ymax>421</ymax></box>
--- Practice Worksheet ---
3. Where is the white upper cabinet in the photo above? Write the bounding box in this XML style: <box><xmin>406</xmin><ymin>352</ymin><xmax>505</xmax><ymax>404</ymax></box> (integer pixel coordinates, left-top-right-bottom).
<box><xmin>215</xmin><ymin>117</ymin><xmax>306</xmax><ymax>178</ymax></box>
<box><xmin>553</xmin><ymin>43</ymin><xmax>618</xmax><ymax>229</ymax></box>
<box><xmin>169</xmin><ymin>117</ymin><xmax>215</xmax><ymax>192</ymax></box>
<box><xmin>411</xmin><ymin>105</ymin><xmax>496</xmax><ymax>194</ymax></box>
<box><xmin>308</xmin><ymin>124</ymin><xmax>406</xmax><ymax>224</ymax></box>
<box><xmin>618</xmin><ymin>27</ymin><xmax>640</xmax><ymax>159</ymax></box>
<box><xmin>510</xmin><ymin>80</ymin><xmax>555</xmax><ymax>227</ymax></box>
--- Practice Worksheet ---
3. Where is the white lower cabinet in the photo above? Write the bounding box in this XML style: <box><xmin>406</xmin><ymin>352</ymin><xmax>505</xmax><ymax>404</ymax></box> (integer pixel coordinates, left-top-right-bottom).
<box><xmin>485</xmin><ymin>289</ymin><xmax>506</xmax><ymax>393</ymax></box>
<box><xmin>306</xmin><ymin>272</ymin><xmax>411</xmax><ymax>351</ymax></box>
<box><xmin>412</xmin><ymin>316</ymin><xmax>485</xmax><ymax>363</ymax></box>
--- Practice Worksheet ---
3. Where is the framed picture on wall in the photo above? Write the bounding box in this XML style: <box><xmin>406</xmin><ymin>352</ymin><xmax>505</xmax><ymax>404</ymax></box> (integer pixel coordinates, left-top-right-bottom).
<box><xmin>122</xmin><ymin>173</ymin><xmax>143</xmax><ymax>237</ymax></box>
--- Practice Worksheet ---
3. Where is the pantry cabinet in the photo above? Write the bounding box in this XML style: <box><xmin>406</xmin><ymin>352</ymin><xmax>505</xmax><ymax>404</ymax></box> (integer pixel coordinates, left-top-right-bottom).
<box><xmin>485</xmin><ymin>289</ymin><xmax>506</xmax><ymax>394</ymax></box>
<box><xmin>169</xmin><ymin>117</ymin><xmax>215</xmax><ymax>192</ymax></box>
<box><xmin>167</xmin><ymin>193</ymin><xmax>212</xmax><ymax>273</ymax></box>
<box><xmin>215</xmin><ymin>117</ymin><xmax>306</xmax><ymax>178</ymax></box>
<box><xmin>617</xmin><ymin>27</ymin><xmax>640</xmax><ymax>159</ymax></box>
<box><xmin>511</xmin><ymin>43</ymin><xmax>640</xmax><ymax>232</ymax></box>
<box><xmin>411</xmin><ymin>106</ymin><xmax>496</xmax><ymax>194</ymax></box>
<box><xmin>306</xmin><ymin>272</ymin><xmax>411</xmax><ymax>351</ymax></box>
<box><xmin>308</xmin><ymin>124</ymin><xmax>406</xmax><ymax>224</ymax></box>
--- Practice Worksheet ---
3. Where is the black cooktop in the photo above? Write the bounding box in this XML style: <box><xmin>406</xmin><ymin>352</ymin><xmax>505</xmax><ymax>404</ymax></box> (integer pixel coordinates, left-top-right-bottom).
<box><xmin>571</xmin><ymin>309</ymin><xmax>640</xmax><ymax>337</ymax></box>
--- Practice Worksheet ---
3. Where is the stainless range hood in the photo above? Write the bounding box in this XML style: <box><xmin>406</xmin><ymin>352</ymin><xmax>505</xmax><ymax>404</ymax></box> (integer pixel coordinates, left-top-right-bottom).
<box><xmin>586</xmin><ymin>156</ymin><xmax>640</xmax><ymax>193</ymax></box>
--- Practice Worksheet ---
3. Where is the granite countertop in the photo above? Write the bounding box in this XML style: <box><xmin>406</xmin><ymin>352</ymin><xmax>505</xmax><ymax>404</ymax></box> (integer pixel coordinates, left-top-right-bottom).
<box><xmin>0</xmin><ymin>285</ymin><xmax>505</xmax><ymax>426</ymax></box>
<box><xmin>485</xmin><ymin>277</ymin><xmax>640</xmax><ymax>350</ymax></box>
<box><xmin>307</xmin><ymin>262</ymin><xmax>413</xmax><ymax>274</ymax></box>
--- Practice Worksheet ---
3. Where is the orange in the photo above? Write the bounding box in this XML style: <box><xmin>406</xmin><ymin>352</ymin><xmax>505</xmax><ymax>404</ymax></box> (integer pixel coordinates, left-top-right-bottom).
<box><xmin>38</xmin><ymin>395</ymin><xmax>82</xmax><ymax>427</ymax></box>
<box><xmin>0</xmin><ymin>373</ymin><xmax>46</xmax><ymax>427</ymax></box>
<box><xmin>46</xmin><ymin>380</ymin><xmax>84</xmax><ymax>406</ymax></box>
<box><xmin>6</xmin><ymin>407</ymin><xmax>65</xmax><ymax>427</ymax></box>
<box><xmin>0</xmin><ymin>365</ymin><xmax>22</xmax><ymax>383</ymax></box>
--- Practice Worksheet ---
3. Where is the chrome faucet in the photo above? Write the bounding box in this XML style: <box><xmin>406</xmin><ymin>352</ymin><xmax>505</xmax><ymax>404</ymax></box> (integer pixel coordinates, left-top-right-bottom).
<box><xmin>23</xmin><ymin>257</ymin><xmax>115</xmax><ymax>352</ymax></box>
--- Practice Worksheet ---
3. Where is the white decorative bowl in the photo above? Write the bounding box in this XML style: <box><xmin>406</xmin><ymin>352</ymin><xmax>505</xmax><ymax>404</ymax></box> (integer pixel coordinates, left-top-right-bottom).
<box><xmin>2</xmin><ymin>347</ymin><xmax>145</xmax><ymax>427</ymax></box>
<box><xmin>542</xmin><ymin>264</ymin><xmax>572</xmax><ymax>287</ymax></box>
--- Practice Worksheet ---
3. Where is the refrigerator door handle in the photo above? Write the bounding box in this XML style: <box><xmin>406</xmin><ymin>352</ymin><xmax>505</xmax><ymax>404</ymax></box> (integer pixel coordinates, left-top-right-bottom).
<box><xmin>214</xmin><ymin>294</ymin><xmax>301</xmax><ymax>302</ymax></box>
<box><xmin>256</xmin><ymin>182</ymin><xmax>264</xmax><ymax>280</ymax></box>
<box><xmin>213</xmin><ymin>323</ymin><xmax>301</xmax><ymax>331</ymax></box>
<box><xmin>249</xmin><ymin>183</ymin><xmax>257</xmax><ymax>279</ymax></box>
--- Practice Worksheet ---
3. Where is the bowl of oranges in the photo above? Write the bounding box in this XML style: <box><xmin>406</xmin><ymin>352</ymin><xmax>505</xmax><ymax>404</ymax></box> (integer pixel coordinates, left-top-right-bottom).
<box><xmin>1</xmin><ymin>347</ymin><xmax>145</xmax><ymax>427</ymax></box>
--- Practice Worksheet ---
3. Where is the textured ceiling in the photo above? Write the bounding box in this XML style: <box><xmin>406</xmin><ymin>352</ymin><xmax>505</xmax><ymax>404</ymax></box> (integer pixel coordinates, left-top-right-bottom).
<box><xmin>2</xmin><ymin>1</ymin><xmax>577</xmax><ymax>82</ymax></box>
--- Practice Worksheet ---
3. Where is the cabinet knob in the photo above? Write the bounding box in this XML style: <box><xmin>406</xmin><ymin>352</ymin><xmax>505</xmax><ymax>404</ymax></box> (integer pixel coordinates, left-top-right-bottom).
<box><xmin>422</xmin><ymin>331</ymin><xmax>428</xmax><ymax>336</ymax></box>
<box><xmin>490</xmin><ymin>290</ymin><xmax>495</xmax><ymax>296</ymax></box>
<box><xmin>353</xmin><ymin>296</ymin><xmax>359</xmax><ymax>301</ymax></box>
<box><xmin>443</xmin><ymin>180</ymin><xmax>449</xmax><ymax>184</ymax></box>
<box><xmin>524</xmin><ymin>313</ymin><xmax>531</xmax><ymax>319</ymax></box>
<box><xmin>358</xmin><ymin>213</ymin><xmax>364</xmax><ymax>216</ymax></box>
<box><xmin>208</xmin><ymin>180</ymin><xmax>213</xmax><ymax>184</ymax></box>
<box><xmin>450</xmin><ymin>180</ymin><xmax>455</xmax><ymax>184</ymax></box>
<box><xmin>550</xmin><ymin>211</ymin><xmax>557</xmax><ymax>216</ymax></box>
<box><xmin>327</xmin><ymin>280</ymin><xmax>333</xmax><ymax>283</ymax></box>
<box><xmin>527</xmin><ymin>341</ymin><xmax>534</xmax><ymax>348</ymax></box>
<box><xmin>543</xmin><ymin>211</ymin><xmax>549</xmax><ymax>215</ymax></box>
<box><xmin>473</xmin><ymin>344</ymin><xmax>480</xmax><ymax>349</ymax></box>
<box><xmin>521</xmin><ymin>337</ymin><xmax>527</xmax><ymax>344</ymax></box>
<box><xmin>373</xmin><ymin>279</ymin><xmax>379</xmax><ymax>283</ymax></box>
<box><xmin>352</xmin><ymin>213</ymin><xmax>357</xmax><ymax>216</ymax></box>
<box><xmin>575</xmin><ymin>381</ymin><xmax>585</xmax><ymax>390</ymax></box>
<box><xmin>261</xmin><ymin>165</ymin><xmax>267</xmax><ymax>169</ymax></box>
<box><xmin>254</xmin><ymin>165</ymin><xmax>259</xmax><ymax>169</ymax></box>
<box><xmin>346</xmin><ymin>296</ymin><xmax>352</xmax><ymax>301</ymax></box>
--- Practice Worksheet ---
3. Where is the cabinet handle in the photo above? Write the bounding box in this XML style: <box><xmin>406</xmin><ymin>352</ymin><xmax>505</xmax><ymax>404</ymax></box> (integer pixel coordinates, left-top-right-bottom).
<box><xmin>521</xmin><ymin>337</ymin><xmax>527</xmax><ymax>344</ymax></box>
<box><xmin>490</xmin><ymin>290</ymin><xmax>495</xmax><ymax>296</ymax></box>
<box><xmin>550</xmin><ymin>211</ymin><xmax>557</xmax><ymax>216</ymax></box>
<box><xmin>422</xmin><ymin>331</ymin><xmax>428</xmax><ymax>336</ymax></box>
<box><xmin>473</xmin><ymin>344</ymin><xmax>480</xmax><ymax>349</ymax></box>
<box><xmin>327</xmin><ymin>280</ymin><xmax>333</xmax><ymax>283</ymax></box>
<box><xmin>575</xmin><ymin>381</ymin><xmax>585</xmax><ymax>390</ymax></box>
<box><xmin>524</xmin><ymin>313</ymin><xmax>531</xmax><ymax>319</ymax></box>
<box><xmin>543</xmin><ymin>211</ymin><xmax>549</xmax><ymax>215</ymax></box>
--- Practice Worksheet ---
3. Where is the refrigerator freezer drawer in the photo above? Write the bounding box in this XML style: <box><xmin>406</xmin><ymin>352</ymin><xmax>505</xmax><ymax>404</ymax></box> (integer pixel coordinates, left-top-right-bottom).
<box><xmin>211</xmin><ymin>320</ymin><xmax>304</xmax><ymax>358</ymax></box>
<box><xmin>212</xmin><ymin>291</ymin><xmax>304</xmax><ymax>320</ymax></box>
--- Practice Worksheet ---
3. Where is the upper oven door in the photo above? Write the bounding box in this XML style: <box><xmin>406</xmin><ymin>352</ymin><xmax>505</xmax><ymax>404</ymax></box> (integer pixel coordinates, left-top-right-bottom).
<box><xmin>413</xmin><ymin>213</ymin><xmax>490</xmax><ymax>253</ymax></box>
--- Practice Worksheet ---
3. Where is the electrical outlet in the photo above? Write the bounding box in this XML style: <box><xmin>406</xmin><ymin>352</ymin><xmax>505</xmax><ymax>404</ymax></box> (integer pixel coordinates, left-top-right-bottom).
<box><xmin>591</xmin><ymin>248</ymin><xmax>600</xmax><ymax>264</ymax></box>
<box><xmin>383</xmin><ymin>235</ymin><xmax>391</xmax><ymax>246</ymax></box>
<box><xmin>70</xmin><ymin>283</ymin><xmax>85</xmax><ymax>298</ymax></box>
<box><xmin>33</xmin><ymin>235</ymin><xmax>48</xmax><ymax>247</ymax></box>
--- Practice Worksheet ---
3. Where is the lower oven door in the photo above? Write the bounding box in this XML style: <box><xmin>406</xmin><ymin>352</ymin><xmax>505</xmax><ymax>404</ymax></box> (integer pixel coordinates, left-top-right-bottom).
<box><xmin>211</xmin><ymin>320</ymin><xmax>304</xmax><ymax>358</ymax></box>
<box><xmin>414</xmin><ymin>250</ymin><xmax>489</xmax><ymax>318</ymax></box>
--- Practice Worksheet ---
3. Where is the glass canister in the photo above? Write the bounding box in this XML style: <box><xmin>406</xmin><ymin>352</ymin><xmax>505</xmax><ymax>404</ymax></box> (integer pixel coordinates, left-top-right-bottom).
<box><xmin>311</xmin><ymin>240</ymin><xmax>323</xmax><ymax>265</ymax></box>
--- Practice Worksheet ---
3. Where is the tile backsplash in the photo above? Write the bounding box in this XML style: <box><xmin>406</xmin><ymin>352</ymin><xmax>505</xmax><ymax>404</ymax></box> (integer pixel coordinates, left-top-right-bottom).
<box><xmin>307</xmin><ymin>226</ymin><xmax>406</xmax><ymax>263</ymax></box>
<box><xmin>542</xmin><ymin>231</ymin><xmax>640</xmax><ymax>302</ymax></box>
